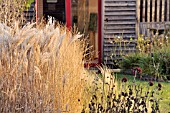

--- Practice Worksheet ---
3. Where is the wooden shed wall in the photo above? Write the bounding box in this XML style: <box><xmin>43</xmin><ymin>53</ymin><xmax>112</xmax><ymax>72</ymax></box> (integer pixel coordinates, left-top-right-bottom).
<box><xmin>103</xmin><ymin>0</ymin><xmax>137</xmax><ymax>67</ymax></box>
<box><xmin>103</xmin><ymin>0</ymin><xmax>170</xmax><ymax>67</ymax></box>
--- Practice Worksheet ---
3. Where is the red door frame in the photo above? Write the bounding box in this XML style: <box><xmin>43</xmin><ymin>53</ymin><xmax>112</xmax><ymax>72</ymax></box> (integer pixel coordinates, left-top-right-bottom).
<box><xmin>65</xmin><ymin>0</ymin><xmax>72</xmax><ymax>28</ymax></box>
<box><xmin>36</xmin><ymin>0</ymin><xmax>102</xmax><ymax>67</ymax></box>
<box><xmin>36</xmin><ymin>0</ymin><xmax>38</xmax><ymax>23</ymax></box>
<box><xmin>98</xmin><ymin>0</ymin><xmax>102</xmax><ymax>65</ymax></box>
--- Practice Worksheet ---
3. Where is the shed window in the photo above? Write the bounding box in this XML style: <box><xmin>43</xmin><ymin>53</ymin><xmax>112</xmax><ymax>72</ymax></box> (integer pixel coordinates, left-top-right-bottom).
<box><xmin>47</xmin><ymin>0</ymin><xmax>57</xmax><ymax>3</ymax></box>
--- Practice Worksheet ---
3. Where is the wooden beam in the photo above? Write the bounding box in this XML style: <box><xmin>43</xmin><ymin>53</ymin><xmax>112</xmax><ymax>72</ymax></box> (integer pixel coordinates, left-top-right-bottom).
<box><xmin>157</xmin><ymin>0</ymin><xmax>160</xmax><ymax>22</ymax></box>
<box><xmin>167</xmin><ymin>0</ymin><xmax>170</xmax><ymax>21</ymax></box>
<box><xmin>152</xmin><ymin>0</ymin><xmax>155</xmax><ymax>22</ymax></box>
<box><xmin>162</xmin><ymin>0</ymin><xmax>165</xmax><ymax>22</ymax></box>
<box><xmin>147</xmin><ymin>0</ymin><xmax>151</xmax><ymax>22</ymax></box>
<box><xmin>136</xmin><ymin>0</ymin><xmax>140</xmax><ymax>37</ymax></box>
<box><xmin>143</xmin><ymin>0</ymin><xmax>146</xmax><ymax>22</ymax></box>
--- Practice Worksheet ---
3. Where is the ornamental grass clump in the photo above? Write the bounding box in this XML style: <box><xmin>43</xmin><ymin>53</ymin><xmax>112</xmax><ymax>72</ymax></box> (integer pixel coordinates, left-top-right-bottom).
<box><xmin>0</xmin><ymin>21</ymin><xmax>87</xmax><ymax>113</ymax></box>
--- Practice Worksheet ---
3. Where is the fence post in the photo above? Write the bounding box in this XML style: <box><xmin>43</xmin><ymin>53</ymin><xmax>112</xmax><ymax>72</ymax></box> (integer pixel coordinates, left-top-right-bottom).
<box><xmin>147</xmin><ymin>0</ymin><xmax>151</xmax><ymax>22</ymax></box>
<box><xmin>152</xmin><ymin>0</ymin><xmax>155</xmax><ymax>22</ymax></box>
<box><xmin>143</xmin><ymin>0</ymin><xmax>146</xmax><ymax>22</ymax></box>
<box><xmin>157</xmin><ymin>0</ymin><xmax>160</xmax><ymax>22</ymax></box>
<box><xmin>167</xmin><ymin>0</ymin><xmax>170</xmax><ymax>21</ymax></box>
<box><xmin>162</xmin><ymin>0</ymin><xmax>165</xmax><ymax>22</ymax></box>
<box><xmin>136</xmin><ymin>0</ymin><xmax>140</xmax><ymax>37</ymax></box>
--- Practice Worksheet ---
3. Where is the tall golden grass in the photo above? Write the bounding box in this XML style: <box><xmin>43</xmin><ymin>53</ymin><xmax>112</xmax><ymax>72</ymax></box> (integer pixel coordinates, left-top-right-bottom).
<box><xmin>0</xmin><ymin>21</ymin><xmax>86</xmax><ymax>113</ymax></box>
<box><xmin>0</xmin><ymin>0</ymin><xmax>26</xmax><ymax>26</ymax></box>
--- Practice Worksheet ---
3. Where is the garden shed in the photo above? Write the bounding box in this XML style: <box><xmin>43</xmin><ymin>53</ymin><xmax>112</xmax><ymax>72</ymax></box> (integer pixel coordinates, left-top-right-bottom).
<box><xmin>35</xmin><ymin>0</ymin><xmax>170</xmax><ymax>67</ymax></box>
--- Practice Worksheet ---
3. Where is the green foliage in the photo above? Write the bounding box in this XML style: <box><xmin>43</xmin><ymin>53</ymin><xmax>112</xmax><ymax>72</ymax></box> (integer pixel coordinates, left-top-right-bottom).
<box><xmin>138</xmin><ymin>55</ymin><xmax>153</xmax><ymax>75</ymax></box>
<box><xmin>120</xmin><ymin>45</ymin><xmax>170</xmax><ymax>79</ymax></box>
<box><xmin>155</xmin><ymin>45</ymin><xmax>170</xmax><ymax>75</ymax></box>
<box><xmin>26</xmin><ymin>0</ymin><xmax>34</xmax><ymax>9</ymax></box>
<box><xmin>120</xmin><ymin>29</ymin><xmax>170</xmax><ymax>80</ymax></box>
<box><xmin>120</xmin><ymin>53</ymin><xmax>144</xmax><ymax>70</ymax></box>
<box><xmin>136</xmin><ymin>35</ymin><xmax>151</xmax><ymax>53</ymax></box>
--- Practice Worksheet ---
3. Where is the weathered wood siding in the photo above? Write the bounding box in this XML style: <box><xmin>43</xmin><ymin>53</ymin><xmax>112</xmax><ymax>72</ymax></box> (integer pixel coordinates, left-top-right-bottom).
<box><xmin>103</xmin><ymin>0</ymin><xmax>137</xmax><ymax>67</ymax></box>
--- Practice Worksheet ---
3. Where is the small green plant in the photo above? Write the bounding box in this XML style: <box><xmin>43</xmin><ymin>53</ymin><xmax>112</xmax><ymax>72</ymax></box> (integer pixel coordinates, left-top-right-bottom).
<box><xmin>136</xmin><ymin>35</ymin><xmax>151</xmax><ymax>53</ymax></box>
<box><xmin>108</xmin><ymin>35</ymin><xmax>134</xmax><ymax>68</ymax></box>
<box><xmin>26</xmin><ymin>0</ymin><xmax>34</xmax><ymax>9</ymax></box>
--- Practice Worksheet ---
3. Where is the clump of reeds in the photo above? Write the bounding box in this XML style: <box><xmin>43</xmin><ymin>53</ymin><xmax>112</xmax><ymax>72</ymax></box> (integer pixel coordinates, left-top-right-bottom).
<box><xmin>0</xmin><ymin>21</ymin><xmax>86</xmax><ymax>113</ymax></box>
<box><xmin>0</xmin><ymin>0</ymin><xmax>27</xmax><ymax>26</ymax></box>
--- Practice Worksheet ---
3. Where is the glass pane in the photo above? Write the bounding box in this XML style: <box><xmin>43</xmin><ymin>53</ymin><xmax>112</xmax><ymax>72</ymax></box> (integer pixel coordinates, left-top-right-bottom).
<box><xmin>72</xmin><ymin>0</ymin><xmax>98</xmax><ymax>61</ymax></box>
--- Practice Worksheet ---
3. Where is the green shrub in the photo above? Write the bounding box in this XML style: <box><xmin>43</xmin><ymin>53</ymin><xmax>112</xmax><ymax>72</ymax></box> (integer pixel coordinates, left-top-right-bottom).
<box><xmin>156</xmin><ymin>45</ymin><xmax>170</xmax><ymax>75</ymax></box>
<box><xmin>120</xmin><ymin>53</ymin><xmax>144</xmax><ymax>70</ymax></box>
<box><xmin>120</xmin><ymin>44</ymin><xmax>170</xmax><ymax>80</ymax></box>
<box><xmin>138</xmin><ymin>55</ymin><xmax>153</xmax><ymax>75</ymax></box>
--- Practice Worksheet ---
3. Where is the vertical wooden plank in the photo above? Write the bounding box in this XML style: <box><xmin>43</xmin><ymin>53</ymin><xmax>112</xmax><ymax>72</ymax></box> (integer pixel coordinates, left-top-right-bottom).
<box><xmin>143</xmin><ymin>0</ymin><xmax>146</xmax><ymax>22</ymax></box>
<box><xmin>147</xmin><ymin>0</ymin><xmax>151</xmax><ymax>22</ymax></box>
<box><xmin>78</xmin><ymin>0</ymin><xmax>86</xmax><ymax>32</ymax></box>
<box><xmin>138</xmin><ymin>0</ymin><xmax>141</xmax><ymax>22</ymax></box>
<box><xmin>136</xmin><ymin>0</ymin><xmax>140</xmax><ymax>37</ymax></box>
<box><xmin>152</xmin><ymin>0</ymin><xmax>155</xmax><ymax>22</ymax></box>
<box><xmin>157</xmin><ymin>0</ymin><xmax>160</xmax><ymax>22</ymax></box>
<box><xmin>167</xmin><ymin>0</ymin><xmax>170</xmax><ymax>21</ymax></box>
<box><xmin>162</xmin><ymin>0</ymin><xmax>165</xmax><ymax>22</ymax></box>
<box><xmin>89</xmin><ymin>31</ymin><xmax>95</xmax><ymax>60</ymax></box>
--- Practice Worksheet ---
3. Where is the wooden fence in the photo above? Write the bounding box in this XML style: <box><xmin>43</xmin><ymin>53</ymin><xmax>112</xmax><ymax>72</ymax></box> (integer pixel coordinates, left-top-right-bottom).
<box><xmin>137</xmin><ymin>0</ymin><xmax>170</xmax><ymax>22</ymax></box>
<box><xmin>137</xmin><ymin>0</ymin><xmax>170</xmax><ymax>36</ymax></box>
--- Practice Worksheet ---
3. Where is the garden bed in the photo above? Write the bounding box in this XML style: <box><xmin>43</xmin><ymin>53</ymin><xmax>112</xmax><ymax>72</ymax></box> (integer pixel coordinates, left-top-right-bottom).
<box><xmin>122</xmin><ymin>69</ymin><xmax>169</xmax><ymax>82</ymax></box>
